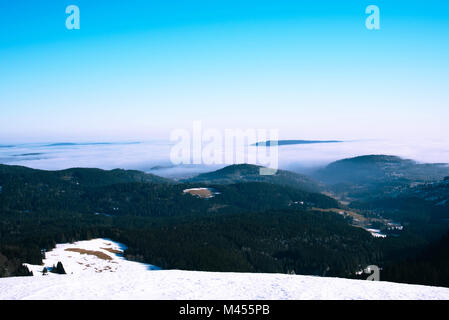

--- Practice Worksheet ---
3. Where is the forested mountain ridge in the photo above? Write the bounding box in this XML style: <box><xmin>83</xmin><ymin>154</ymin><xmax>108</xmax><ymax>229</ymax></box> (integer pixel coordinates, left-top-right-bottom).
<box><xmin>0</xmin><ymin>164</ymin><xmax>173</xmax><ymax>187</ymax></box>
<box><xmin>350</xmin><ymin>177</ymin><xmax>449</xmax><ymax>223</ymax></box>
<box><xmin>312</xmin><ymin>155</ymin><xmax>449</xmax><ymax>201</ymax></box>
<box><xmin>184</xmin><ymin>163</ymin><xmax>322</xmax><ymax>193</ymax></box>
<box><xmin>0</xmin><ymin>163</ymin><xmax>338</xmax><ymax>218</ymax></box>
<box><xmin>314</xmin><ymin>155</ymin><xmax>449</xmax><ymax>185</ymax></box>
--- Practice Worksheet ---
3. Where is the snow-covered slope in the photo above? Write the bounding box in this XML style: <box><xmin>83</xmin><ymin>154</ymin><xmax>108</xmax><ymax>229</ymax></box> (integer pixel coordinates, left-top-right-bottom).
<box><xmin>1</xmin><ymin>238</ymin><xmax>449</xmax><ymax>300</ymax></box>
<box><xmin>23</xmin><ymin>238</ymin><xmax>159</xmax><ymax>276</ymax></box>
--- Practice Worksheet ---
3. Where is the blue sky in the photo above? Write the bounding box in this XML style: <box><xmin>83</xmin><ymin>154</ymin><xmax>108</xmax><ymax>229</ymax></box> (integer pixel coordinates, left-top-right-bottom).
<box><xmin>1</xmin><ymin>0</ymin><xmax>448</xmax><ymax>143</ymax></box>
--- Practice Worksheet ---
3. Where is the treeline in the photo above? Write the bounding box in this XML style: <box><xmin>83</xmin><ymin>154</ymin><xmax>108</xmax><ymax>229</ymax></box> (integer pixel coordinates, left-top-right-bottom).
<box><xmin>1</xmin><ymin>208</ymin><xmax>381</xmax><ymax>279</ymax></box>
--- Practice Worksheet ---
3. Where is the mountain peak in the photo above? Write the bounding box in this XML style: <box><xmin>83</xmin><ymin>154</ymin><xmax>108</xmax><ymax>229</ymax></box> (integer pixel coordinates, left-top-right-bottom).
<box><xmin>184</xmin><ymin>163</ymin><xmax>321</xmax><ymax>192</ymax></box>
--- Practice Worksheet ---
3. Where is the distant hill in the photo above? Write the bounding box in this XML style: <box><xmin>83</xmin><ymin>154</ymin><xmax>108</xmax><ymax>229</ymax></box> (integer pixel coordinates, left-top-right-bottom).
<box><xmin>312</xmin><ymin>155</ymin><xmax>449</xmax><ymax>201</ymax></box>
<box><xmin>351</xmin><ymin>177</ymin><xmax>449</xmax><ymax>223</ymax></box>
<box><xmin>184</xmin><ymin>164</ymin><xmax>322</xmax><ymax>193</ymax></box>
<box><xmin>314</xmin><ymin>155</ymin><xmax>449</xmax><ymax>185</ymax></box>
<box><xmin>0</xmin><ymin>164</ymin><xmax>337</xmax><ymax>218</ymax></box>
<box><xmin>399</xmin><ymin>178</ymin><xmax>449</xmax><ymax>204</ymax></box>
<box><xmin>252</xmin><ymin>140</ymin><xmax>342</xmax><ymax>146</ymax></box>
<box><xmin>0</xmin><ymin>164</ymin><xmax>173</xmax><ymax>188</ymax></box>
<box><xmin>56</xmin><ymin>167</ymin><xmax>172</xmax><ymax>187</ymax></box>
<box><xmin>44</xmin><ymin>142</ymin><xmax>140</xmax><ymax>147</ymax></box>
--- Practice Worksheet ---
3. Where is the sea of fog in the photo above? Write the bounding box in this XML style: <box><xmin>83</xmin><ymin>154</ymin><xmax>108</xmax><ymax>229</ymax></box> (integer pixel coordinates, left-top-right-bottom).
<box><xmin>1</xmin><ymin>139</ymin><xmax>448</xmax><ymax>179</ymax></box>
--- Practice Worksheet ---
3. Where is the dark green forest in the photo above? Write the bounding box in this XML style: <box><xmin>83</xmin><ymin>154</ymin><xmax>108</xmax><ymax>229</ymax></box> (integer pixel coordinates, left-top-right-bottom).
<box><xmin>0</xmin><ymin>208</ymin><xmax>384</xmax><ymax>278</ymax></box>
<box><xmin>1</xmin><ymin>163</ymin><xmax>449</xmax><ymax>288</ymax></box>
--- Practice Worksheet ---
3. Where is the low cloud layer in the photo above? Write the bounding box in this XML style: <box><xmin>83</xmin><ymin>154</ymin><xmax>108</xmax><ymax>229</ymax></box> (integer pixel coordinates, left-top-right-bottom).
<box><xmin>1</xmin><ymin>139</ymin><xmax>448</xmax><ymax>178</ymax></box>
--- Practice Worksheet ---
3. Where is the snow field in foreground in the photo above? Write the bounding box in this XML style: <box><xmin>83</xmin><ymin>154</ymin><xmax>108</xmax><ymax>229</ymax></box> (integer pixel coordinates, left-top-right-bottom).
<box><xmin>1</xmin><ymin>238</ymin><xmax>449</xmax><ymax>300</ymax></box>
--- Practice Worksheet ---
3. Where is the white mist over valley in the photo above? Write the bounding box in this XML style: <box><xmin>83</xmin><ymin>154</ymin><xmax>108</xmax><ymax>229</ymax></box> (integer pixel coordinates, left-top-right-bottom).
<box><xmin>1</xmin><ymin>139</ymin><xmax>448</xmax><ymax>178</ymax></box>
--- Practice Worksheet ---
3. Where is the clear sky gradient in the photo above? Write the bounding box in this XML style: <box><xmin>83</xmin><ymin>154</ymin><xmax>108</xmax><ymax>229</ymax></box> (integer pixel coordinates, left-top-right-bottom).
<box><xmin>1</xmin><ymin>0</ymin><xmax>448</xmax><ymax>143</ymax></box>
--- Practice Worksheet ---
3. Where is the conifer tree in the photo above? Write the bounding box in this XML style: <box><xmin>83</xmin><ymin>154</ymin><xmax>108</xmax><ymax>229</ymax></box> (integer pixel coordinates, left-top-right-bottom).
<box><xmin>55</xmin><ymin>261</ymin><xmax>66</xmax><ymax>274</ymax></box>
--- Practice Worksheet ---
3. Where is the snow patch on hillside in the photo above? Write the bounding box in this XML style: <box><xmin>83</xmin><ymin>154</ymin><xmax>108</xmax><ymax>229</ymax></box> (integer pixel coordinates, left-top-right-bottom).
<box><xmin>24</xmin><ymin>238</ymin><xmax>159</xmax><ymax>276</ymax></box>
<box><xmin>1</xmin><ymin>238</ymin><xmax>449</xmax><ymax>300</ymax></box>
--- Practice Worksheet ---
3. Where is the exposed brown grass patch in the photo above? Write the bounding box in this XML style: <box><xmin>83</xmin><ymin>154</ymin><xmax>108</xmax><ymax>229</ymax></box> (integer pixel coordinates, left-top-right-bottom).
<box><xmin>183</xmin><ymin>188</ymin><xmax>214</xmax><ymax>198</ymax></box>
<box><xmin>65</xmin><ymin>248</ymin><xmax>112</xmax><ymax>260</ymax></box>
